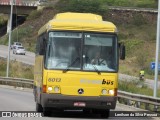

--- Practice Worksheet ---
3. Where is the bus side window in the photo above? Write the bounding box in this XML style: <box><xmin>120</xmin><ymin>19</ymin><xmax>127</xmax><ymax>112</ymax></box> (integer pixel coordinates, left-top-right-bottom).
<box><xmin>38</xmin><ymin>33</ymin><xmax>47</xmax><ymax>55</ymax></box>
<box><xmin>35</xmin><ymin>38</ymin><xmax>40</xmax><ymax>55</ymax></box>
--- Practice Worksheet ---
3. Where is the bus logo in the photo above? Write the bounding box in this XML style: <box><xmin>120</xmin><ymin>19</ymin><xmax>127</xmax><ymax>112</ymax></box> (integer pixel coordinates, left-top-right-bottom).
<box><xmin>102</xmin><ymin>79</ymin><xmax>114</xmax><ymax>85</ymax></box>
<box><xmin>78</xmin><ymin>88</ymin><xmax>84</xmax><ymax>94</ymax></box>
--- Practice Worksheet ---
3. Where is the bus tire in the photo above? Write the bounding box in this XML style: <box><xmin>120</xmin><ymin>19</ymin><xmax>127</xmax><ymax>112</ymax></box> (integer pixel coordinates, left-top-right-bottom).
<box><xmin>100</xmin><ymin>109</ymin><xmax>110</xmax><ymax>118</ymax></box>
<box><xmin>43</xmin><ymin>108</ymin><xmax>51</xmax><ymax>116</ymax></box>
<box><xmin>36</xmin><ymin>103</ymin><xmax>43</xmax><ymax>112</ymax></box>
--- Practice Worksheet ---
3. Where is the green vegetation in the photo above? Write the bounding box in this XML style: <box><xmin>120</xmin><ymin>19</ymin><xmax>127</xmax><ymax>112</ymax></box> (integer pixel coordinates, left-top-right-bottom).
<box><xmin>0</xmin><ymin>14</ymin><xmax>7</xmax><ymax>25</ymax></box>
<box><xmin>0</xmin><ymin>25</ymin><xmax>35</xmax><ymax>52</ymax></box>
<box><xmin>118</xmin><ymin>24</ymin><xmax>156</xmax><ymax>78</ymax></box>
<box><xmin>0</xmin><ymin>59</ymin><xmax>33</xmax><ymax>79</ymax></box>
<box><xmin>118</xmin><ymin>80</ymin><xmax>160</xmax><ymax>111</ymax></box>
<box><xmin>56</xmin><ymin>0</ymin><xmax>157</xmax><ymax>10</ymax></box>
<box><xmin>119</xmin><ymin>80</ymin><xmax>160</xmax><ymax>97</ymax></box>
<box><xmin>27</xmin><ymin>10</ymin><xmax>43</xmax><ymax>20</ymax></box>
<box><xmin>105</xmin><ymin>0</ymin><xmax>157</xmax><ymax>8</ymax></box>
<box><xmin>56</xmin><ymin>0</ymin><xmax>108</xmax><ymax>15</ymax></box>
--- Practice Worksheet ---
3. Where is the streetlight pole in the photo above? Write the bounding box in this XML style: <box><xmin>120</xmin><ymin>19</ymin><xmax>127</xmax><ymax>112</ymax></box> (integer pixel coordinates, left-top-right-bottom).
<box><xmin>154</xmin><ymin>0</ymin><xmax>160</xmax><ymax>98</ymax></box>
<box><xmin>6</xmin><ymin>0</ymin><xmax>13</xmax><ymax>77</ymax></box>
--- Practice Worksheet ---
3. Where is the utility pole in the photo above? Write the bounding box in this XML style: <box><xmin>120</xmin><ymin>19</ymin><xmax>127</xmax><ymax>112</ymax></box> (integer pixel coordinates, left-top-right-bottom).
<box><xmin>6</xmin><ymin>0</ymin><xmax>13</xmax><ymax>77</ymax></box>
<box><xmin>154</xmin><ymin>0</ymin><xmax>160</xmax><ymax>98</ymax></box>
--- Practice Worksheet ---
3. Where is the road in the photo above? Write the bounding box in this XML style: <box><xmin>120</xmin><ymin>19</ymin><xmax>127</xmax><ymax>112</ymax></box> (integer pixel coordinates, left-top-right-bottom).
<box><xmin>0</xmin><ymin>45</ymin><xmax>159</xmax><ymax>89</ymax></box>
<box><xmin>0</xmin><ymin>85</ymin><xmax>158</xmax><ymax>120</ymax></box>
<box><xmin>0</xmin><ymin>45</ymin><xmax>35</xmax><ymax>65</ymax></box>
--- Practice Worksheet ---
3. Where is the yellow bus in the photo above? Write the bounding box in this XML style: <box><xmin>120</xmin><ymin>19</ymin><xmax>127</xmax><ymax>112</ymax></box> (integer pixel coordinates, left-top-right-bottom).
<box><xmin>33</xmin><ymin>12</ymin><xmax>125</xmax><ymax>118</ymax></box>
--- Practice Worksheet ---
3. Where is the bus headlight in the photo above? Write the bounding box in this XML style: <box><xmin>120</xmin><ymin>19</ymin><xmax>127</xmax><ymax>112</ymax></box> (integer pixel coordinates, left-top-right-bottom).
<box><xmin>54</xmin><ymin>86</ymin><xmax>60</xmax><ymax>93</ymax></box>
<box><xmin>109</xmin><ymin>90</ymin><xmax>114</xmax><ymax>95</ymax></box>
<box><xmin>48</xmin><ymin>87</ymin><xmax>53</xmax><ymax>91</ymax></box>
<box><xmin>102</xmin><ymin>89</ymin><xmax>107</xmax><ymax>95</ymax></box>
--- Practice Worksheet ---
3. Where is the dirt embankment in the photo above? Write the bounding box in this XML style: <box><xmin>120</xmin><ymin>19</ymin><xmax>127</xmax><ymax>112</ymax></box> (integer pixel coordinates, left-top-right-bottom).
<box><xmin>25</xmin><ymin>8</ymin><xmax>157</xmax><ymax>39</ymax></box>
<box><xmin>106</xmin><ymin>9</ymin><xmax>157</xmax><ymax>25</ymax></box>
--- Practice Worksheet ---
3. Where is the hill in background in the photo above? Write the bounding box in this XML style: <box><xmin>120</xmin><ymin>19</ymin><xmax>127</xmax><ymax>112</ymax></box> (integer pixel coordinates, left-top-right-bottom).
<box><xmin>0</xmin><ymin>0</ymin><xmax>158</xmax><ymax>79</ymax></box>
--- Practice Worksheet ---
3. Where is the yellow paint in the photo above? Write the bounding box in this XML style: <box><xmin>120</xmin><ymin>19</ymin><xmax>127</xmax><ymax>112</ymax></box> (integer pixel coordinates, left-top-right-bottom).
<box><xmin>38</xmin><ymin>12</ymin><xmax>117</xmax><ymax>35</ymax></box>
<box><xmin>34</xmin><ymin>56</ymin><xmax>43</xmax><ymax>87</ymax></box>
<box><xmin>35</xmin><ymin>12</ymin><xmax>118</xmax><ymax>99</ymax></box>
<box><xmin>43</xmin><ymin>70</ymin><xmax>118</xmax><ymax>96</ymax></box>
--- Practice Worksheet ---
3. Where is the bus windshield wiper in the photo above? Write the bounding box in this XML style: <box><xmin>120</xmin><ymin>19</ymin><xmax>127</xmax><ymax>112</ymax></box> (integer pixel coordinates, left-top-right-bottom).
<box><xmin>91</xmin><ymin>64</ymin><xmax>101</xmax><ymax>75</ymax></box>
<box><xmin>63</xmin><ymin>57</ymin><xmax>80</xmax><ymax>73</ymax></box>
<box><xmin>85</xmin><ymin>57</ymin><xmax>101</xmax><ymax>75</ymax></box>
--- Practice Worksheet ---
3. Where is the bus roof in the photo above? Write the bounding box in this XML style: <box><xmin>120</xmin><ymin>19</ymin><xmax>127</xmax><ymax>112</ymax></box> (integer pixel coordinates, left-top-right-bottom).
<box><xmin>54</xmin><ymin>12</ymin><xmax>103</xmax><ymax>21</ymax></box>
<box><xmin>38</xmin><ymin>12</ymin><xmax>117</xmax><ymax>35</ymax></box>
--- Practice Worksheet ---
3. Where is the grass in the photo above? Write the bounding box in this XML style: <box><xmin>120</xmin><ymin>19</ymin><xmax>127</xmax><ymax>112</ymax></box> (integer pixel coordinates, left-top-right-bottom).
<box><xmin>57</xmin><ymin>0</ymin><xmax>157</xmax><ymax>9</ymax></box>
<box><xmin>104</xmin><ymin>0</ymin><xmax>157</xmax><ymax>8</ymax></box>
<box><xmin>27</xmin><ymin>10</ymin><xmax>43</xmax><ymax>20</ymax></box>
<box><xmin>0</xmin><ymin>58</ymin><xmax>33</xmax><ymax>79</ymax></box>
<box><xmin>118</xmin><ymin>80</ymin><xmax>160</xmax><ymax>97</ymax></box>
<box><xmin>118</xmin><ymin>80</ymin><xmax>160</xmax><ymax>111</ymax></box>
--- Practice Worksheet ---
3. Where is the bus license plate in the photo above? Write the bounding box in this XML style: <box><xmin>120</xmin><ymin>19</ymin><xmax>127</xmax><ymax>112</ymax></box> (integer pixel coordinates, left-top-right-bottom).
<box><xmin>74</xmin><ymin>102</ymin><xmax>86</xmax><ymax>107</ymax></box>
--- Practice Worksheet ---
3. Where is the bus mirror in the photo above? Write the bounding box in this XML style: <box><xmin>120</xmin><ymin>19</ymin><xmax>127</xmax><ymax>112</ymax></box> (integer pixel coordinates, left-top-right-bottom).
<box><xmin>119</xmin><ymin>43</ymin><xmax>125</xmax><ymax>60</ymax></box>
<box><xmin>39</xmin><ymin>38</ymin><xmax>46</xmax><ymax>55</ymax></box>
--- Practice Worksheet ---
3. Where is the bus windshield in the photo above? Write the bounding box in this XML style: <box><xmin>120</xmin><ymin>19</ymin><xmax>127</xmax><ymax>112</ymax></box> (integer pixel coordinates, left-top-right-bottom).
<box><xmin>45</xmin><ymin>31</ymin><xmax>118</xmax><ymax>72</ymax></box>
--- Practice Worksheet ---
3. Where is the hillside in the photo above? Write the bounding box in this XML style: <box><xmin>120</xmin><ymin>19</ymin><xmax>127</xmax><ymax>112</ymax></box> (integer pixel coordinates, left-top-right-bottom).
<box><xmin>0</xmin><ymin>8</ymin><xmax>59</xmax><ymax>51</ymax></box>
<box><xmin>0</xmin><ymin>0</ymin><xmax>158</xmax><ymax>79</ymax></box>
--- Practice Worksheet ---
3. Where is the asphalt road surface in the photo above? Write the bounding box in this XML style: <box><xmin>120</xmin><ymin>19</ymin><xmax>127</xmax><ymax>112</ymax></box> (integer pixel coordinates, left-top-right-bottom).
<box><xmin>0</xmin><ymin>45</ymin><xmax>35</xmax><ymax>65</ymax></box>
<box><xmin>0</xmin><ymin>85</ymin><xmax>159</xmax><ymax>120</ymax></box>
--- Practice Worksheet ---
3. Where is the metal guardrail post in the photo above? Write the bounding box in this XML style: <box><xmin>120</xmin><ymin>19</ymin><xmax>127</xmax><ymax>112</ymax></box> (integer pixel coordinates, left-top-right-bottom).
<box><xmin>127</xmin><ymin>99</ymin><xmax>131</xmax><ymax>106</ymax></box>
<box><xmin>154</xmin><ymin>105</ymin><xmax>158</xmax><ymax>111</ymax></box>
<box><xmin>20</xmin><ymin>79</ymin><xmax>23</xmax><ymax>88</ymax></box>
<box><xmin>145</xmin><ymin>103</ymin><xmax>150</xmax><ymax>110</ymax></box>
<box><xmin>136</xmin><ymin>101</ymin><xmax>141</xmax><ymax>108</ymax></box>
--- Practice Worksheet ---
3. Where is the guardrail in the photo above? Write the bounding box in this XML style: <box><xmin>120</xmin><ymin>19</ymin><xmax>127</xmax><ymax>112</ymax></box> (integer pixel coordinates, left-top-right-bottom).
<box><xmin>0</xmin><ymin>77</ymin><xmax>159</xmax><ymax>112</ymax></box>
<box><xmin>118</xmin><ymin>90</ymin><xmax>160</xmax><ymax>112</ymax></box>
<box><xmin>0</xmin><ymin>77</ymin><xmax>33</xmax><ymax>88</ymax></box>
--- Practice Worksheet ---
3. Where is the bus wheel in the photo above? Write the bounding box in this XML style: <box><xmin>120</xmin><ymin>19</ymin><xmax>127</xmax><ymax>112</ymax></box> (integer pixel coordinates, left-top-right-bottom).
<box><xmin>100</xmin><ymin>109</ymin><xmax>110</xmax><ymax>118</ymax></box>
<box><xmin>43</xmin><ymin>108</ymin><xmax>52</xmax><ymax>116</ymax></box>
<box><xmin>36</xmin><ymin>103</ymin><xmax>43</xmax><ymax>112</ymax></box>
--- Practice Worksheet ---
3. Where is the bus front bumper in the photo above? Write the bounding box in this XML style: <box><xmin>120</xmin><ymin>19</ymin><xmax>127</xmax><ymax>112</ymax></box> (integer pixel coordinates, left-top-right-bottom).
<box><xmin>41</xmin><ymin>93</ymin><xmax>117</xmax><ymax>110</ymax></box>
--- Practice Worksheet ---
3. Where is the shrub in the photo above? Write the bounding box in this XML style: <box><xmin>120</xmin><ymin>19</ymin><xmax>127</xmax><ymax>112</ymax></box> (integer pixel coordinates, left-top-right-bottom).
<box><xmin>0</xmin><ymin>59</ymin><xmax>33</xmax><ymax>79</ymax></box>
<box><xmin>118</xmin><ymin>80</ymin><xmax>140</xmax><ymax>93</ymax></box>
<box><xmin>131</xmin><ymin>14</ymin><xmax>147</xmax><ymax>26</ymax></box>
<box><xmin>57</xmin><ymin>0</ymin><xmax>108</xmax><ymax>16</ymax></box>
<box><xmin>0</xmin><ymin>15</ymin><xmax>7</xmax><ymax>25</ymax></box>
<box><xmin>27</xmin><ymin>10</ymin><xmax>42</xmax><ymax>20</ymax></box>
<box><xmin>124</xmin><ymin>39</ymin><xmax>144</xmax><ymax>57</ymax></box>
<box><xmin>135</xmin><ymin>48</ymin><xmax>148</xmax><ymax>68</ymax></box>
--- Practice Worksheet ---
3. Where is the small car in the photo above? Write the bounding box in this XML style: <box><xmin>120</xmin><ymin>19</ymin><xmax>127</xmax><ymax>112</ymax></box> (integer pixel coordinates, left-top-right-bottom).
<box><xmin>11</xmin><ymin>42</ymin><xmax>22</xmax><ymax>50</ymax></box>
<box><xmin>13</xmin><ymin>46</ymin><xmax>26</xmax><ymax>55</ymax></box>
